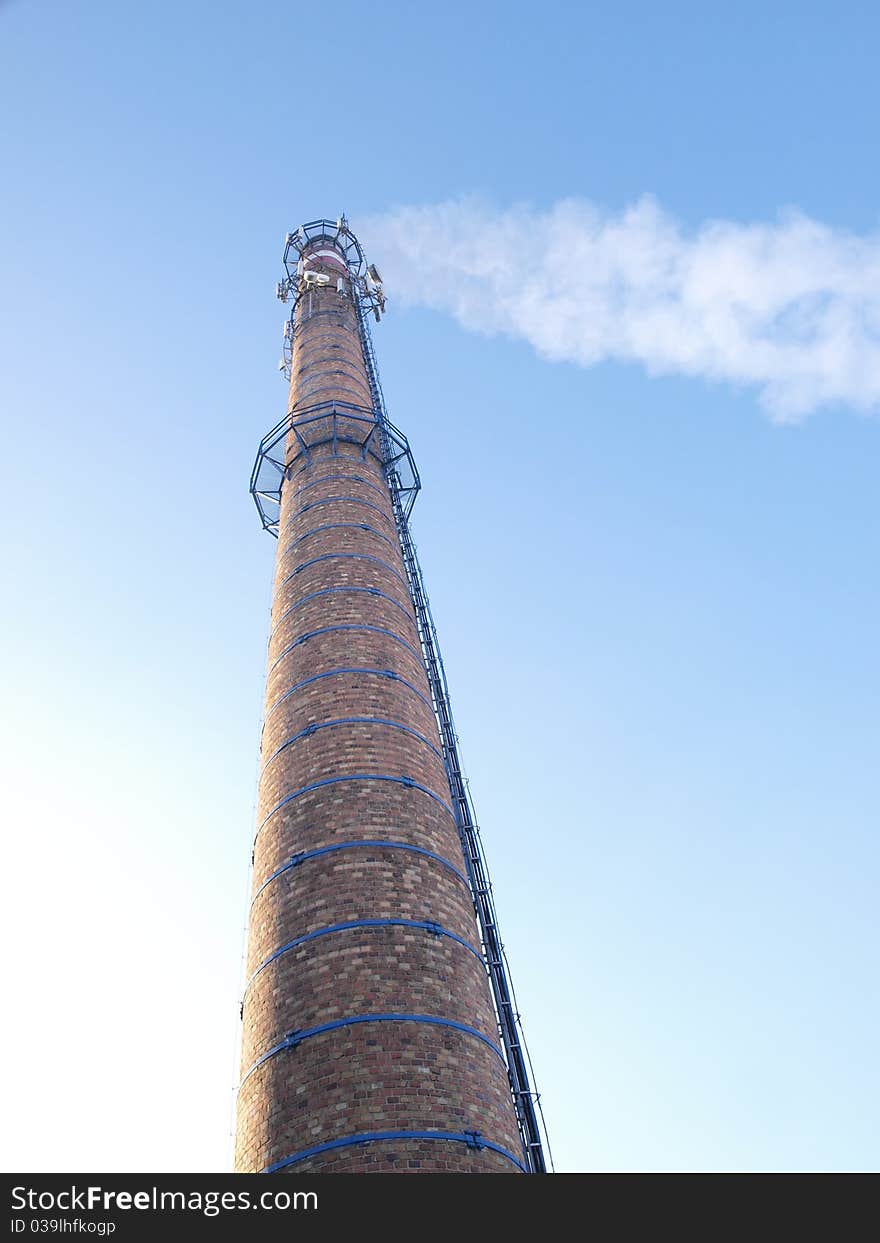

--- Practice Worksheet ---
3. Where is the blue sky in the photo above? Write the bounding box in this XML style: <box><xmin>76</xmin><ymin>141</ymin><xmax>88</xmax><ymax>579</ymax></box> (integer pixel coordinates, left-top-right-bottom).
<box><xmin>1</xmin><ymin>0</ymin><xmax>878</xmax><ymax>1172</ymax></box>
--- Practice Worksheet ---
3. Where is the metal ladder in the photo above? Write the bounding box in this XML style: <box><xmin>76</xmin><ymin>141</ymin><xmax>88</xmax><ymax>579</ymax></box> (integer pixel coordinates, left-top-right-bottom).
<box><xmin>355</xmin><ymin>299</ymin><xmax>551</xmax><ymax>1174</ymax></box>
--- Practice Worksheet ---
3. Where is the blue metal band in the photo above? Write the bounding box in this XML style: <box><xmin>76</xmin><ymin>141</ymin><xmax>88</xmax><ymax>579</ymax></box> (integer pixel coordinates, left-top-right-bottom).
<box><xmin>288</xmin><ymin>495</ymin><xmax>393</xmax><ymax>527</ymax></box>
<box><xmin>280</xmin><ymin>553</ymin><xmax>407</xmax><ymax>591</ymax></box>
<box><xmin>260</xmin><ymin>717</ymin><xmax>443</xmax><ymax>774</ymax></box>
<box><xmin>267</xmin><ymin>625</ymin><xmax>421</xmax><ymax>676</ymax></box>
<box><xmin>290</xmin><ymin>390</ymin><xmax>368</xmax><ymax>415</ymax></box>
<box><xmin>246</xmin><ymin>918</ymin><xmax>484</xmax><ymax>991</ymax></box>
<box><xmin>296</xmin><ymin>472</ymin><xmax>387</xmax><ymax>499</ymax></box>
<box><xmin>281</xmin><ymin>522</ymin><xmax>397</xmax><ymax>554</ymax></box>
<box><xmin>265</xmin><ymin>667</ymin><xmax>433</xmax><ymax>722</ymax></box>
<box><xmin>251</xmin><ymin>839</ymin><xmax>468</xmax><ymax>905</ymax></box>
<box><xmin>257</xmin><ymin>774</ymin><xmax>455</xmax><ymax>833</ymax></box>
<box><xmin>262</xmin><ymin>1130</ymin><xmax>527</xmax><ymax>1174</ymax></box>
<box><xmin>269</xmin><ymin>587</ymin><xmax>415</xmax><ymax>641</ymax></box>
<box><xmin>293</xmin><ymin>364</ymin><xmax>365</xmax><ymax>387</ymax></box>
<box><xmin>241</xmin><ymin>1013</ymin><xmax>504</xmax><ymax>1087</ymax></box>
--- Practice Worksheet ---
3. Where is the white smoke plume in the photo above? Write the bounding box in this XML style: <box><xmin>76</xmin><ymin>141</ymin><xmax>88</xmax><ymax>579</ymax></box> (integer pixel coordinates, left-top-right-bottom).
<box><xmin>364</xmin><ymin>198</ymin><xmax>880</xmax><ymax>420</ymax></box>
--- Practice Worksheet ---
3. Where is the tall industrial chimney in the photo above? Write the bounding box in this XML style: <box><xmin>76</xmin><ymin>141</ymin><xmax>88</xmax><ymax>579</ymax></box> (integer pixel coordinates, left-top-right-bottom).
<box><xmin>235</xmin><ymin>219</ymin><xmax>548</xmax><ymax>1174</ymax></box>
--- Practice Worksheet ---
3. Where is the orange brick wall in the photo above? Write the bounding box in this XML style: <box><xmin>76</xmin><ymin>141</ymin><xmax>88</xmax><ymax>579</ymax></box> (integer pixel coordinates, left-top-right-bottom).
<box><xmin>234</xmin><ymin>239</ymin><xmax>523</xmax><ymax>1174</ymax></box>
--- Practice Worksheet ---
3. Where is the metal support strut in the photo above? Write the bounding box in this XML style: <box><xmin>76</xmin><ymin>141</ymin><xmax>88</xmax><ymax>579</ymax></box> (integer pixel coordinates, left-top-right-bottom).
<box><xmin>353</xmin><ymin>294</ymin><xmax>552</xmax><ymax>1175</ymax></box>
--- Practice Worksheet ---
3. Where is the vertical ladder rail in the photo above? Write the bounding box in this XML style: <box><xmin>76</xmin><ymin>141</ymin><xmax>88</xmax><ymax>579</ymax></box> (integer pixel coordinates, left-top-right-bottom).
<box><xmin>355</xmin><ymin>299</ymin><xmax>552</xmax><ymax>1174</ymax></box>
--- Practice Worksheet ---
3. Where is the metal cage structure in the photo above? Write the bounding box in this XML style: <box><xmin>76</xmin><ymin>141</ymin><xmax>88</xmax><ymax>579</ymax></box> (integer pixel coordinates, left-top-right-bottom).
<box><xmin>250</xmin><ymin>400</ymin><xmax>420</xmax><ymax>537</ymax></box>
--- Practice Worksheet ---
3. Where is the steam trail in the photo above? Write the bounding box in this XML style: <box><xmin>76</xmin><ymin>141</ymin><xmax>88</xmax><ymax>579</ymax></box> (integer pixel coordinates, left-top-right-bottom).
<box><xmin>364</xmin><ymin>197</ymin><xmax>880</xmax><ymax>420</ymax></box>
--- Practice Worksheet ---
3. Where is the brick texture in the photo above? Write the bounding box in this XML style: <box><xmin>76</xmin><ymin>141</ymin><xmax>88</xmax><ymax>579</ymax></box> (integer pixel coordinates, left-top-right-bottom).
<box><xmin>234</xmin><ymin>238</ymin><xmax>524</xmax><ymax>1174</ymax></box>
